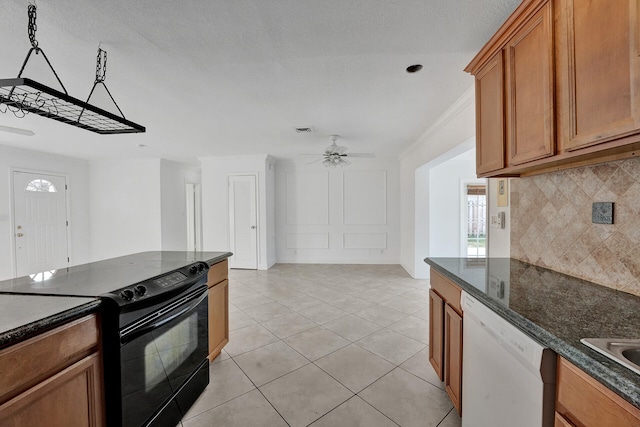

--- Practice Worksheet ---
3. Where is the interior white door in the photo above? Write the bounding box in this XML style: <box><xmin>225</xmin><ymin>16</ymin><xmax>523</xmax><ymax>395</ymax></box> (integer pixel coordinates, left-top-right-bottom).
<box><xmin>228</xmin><ymin>175</ymin><xmax>258</xmax><ymax>269</ymax></box>
<box><xmin>13</xmin><ymin>171</ymin><xmax>69</xmax><ymax>277</ymax></box>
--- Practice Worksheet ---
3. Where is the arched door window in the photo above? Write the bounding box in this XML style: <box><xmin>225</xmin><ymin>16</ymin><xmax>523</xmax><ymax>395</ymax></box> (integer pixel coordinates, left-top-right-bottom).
<box><xmin>25</xmin><ymin>179</ymin><xmax>57</xmax><ymax>193</ymax></box>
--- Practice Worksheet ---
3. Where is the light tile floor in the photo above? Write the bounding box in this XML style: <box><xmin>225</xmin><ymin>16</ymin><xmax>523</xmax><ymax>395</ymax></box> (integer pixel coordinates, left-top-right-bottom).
<box><xmin>179</xmin><ymin>264</ymin><xmax>461</xmax><ymax>427</ymax></box>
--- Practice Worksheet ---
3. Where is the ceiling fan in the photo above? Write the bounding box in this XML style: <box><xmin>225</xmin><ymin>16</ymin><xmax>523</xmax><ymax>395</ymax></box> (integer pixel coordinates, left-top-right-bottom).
<box><xmin>303</xmin><ymin>135</ymin><xmax>375</xmax><ymax>167</ymax></box>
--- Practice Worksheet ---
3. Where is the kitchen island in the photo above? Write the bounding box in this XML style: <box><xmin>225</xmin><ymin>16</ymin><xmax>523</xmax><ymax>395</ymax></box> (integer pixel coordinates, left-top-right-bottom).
<box><xmin>0</xmin><ymin>251</ymin><xmax>231</xmax><ymax>348</ymax></box>
<box><xmin>425</xmin><ymin>257</ymin><xmax>640</xmax><ymax>410</ymax></box>
<box><xmin>0</xmin><ymin>251</ymin><xmax>232</xmax><ymax>427</ymax></box>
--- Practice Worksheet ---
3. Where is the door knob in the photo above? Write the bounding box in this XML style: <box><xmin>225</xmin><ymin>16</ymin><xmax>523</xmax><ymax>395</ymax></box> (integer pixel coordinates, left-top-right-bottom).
<box><xmin>250</xmin><ymin>226</ymin><xmax>256</xmax><ymax>229</ymax></box>
<box><xmin>17</xmin><ymin>233</ymin><xmax>24</xmax><ymax>237</ymax></box>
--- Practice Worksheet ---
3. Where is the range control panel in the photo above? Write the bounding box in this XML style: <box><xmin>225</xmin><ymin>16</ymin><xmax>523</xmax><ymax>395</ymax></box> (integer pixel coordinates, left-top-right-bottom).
<box><xmin>105</xmin><ymin>261</ymin><xmax>209</xmax><ymax>305</ymax></box>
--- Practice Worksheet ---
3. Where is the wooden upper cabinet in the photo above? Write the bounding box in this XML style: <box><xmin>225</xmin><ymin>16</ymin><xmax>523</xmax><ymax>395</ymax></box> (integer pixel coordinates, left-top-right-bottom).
<box><xmin>505</xmin><ymin>1</ymin><xmax>555</xmax><ymax>165</ymax></box>
<box><xmin>475</xmin><ymin>51</ymin><xmax>505</xmax><ymax>175</ymax></box>
<box><xmin>467</xmin><ymin>0</ymin><xmax>640</xmax><ymax>176</ymax></box>
<box><xmin>556</xmin><ymin>0</ymin><xmax>640</xmax><ymax>151</ymax></box>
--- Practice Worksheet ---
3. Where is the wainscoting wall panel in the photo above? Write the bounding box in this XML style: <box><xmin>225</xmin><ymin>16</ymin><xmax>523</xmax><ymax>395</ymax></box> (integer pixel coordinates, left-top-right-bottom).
<box><xmin>286</xmin><ymin>233</ymin><xmax>329</xmax><ymax>249</ymax></box>
<box><xmin>343</xmin><ymin>170</ymin><xmax>387</xmax><ymax>225</ymax></box>
<box><xmin>285</xmin><ymin>171</ymin><xmax>329</xmax><ymax>225</ymax></box>
<box><xmin>343</xmin><ymin>233</ymin><xmax>387</xmax><ymax>249</ymax></box>
<box><xmin>275</xmin><ymin>160</ymin><xmax>400</xmax><ymax>264</ymax></box>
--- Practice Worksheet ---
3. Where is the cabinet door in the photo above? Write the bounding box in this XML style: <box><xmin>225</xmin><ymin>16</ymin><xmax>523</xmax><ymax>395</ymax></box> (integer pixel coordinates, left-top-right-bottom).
<box><xmin>557</xmin><ymin>0</ymin><xmax>640</xmax><ymax>151</ymax></box>
<box><xmin>428</xmin><ymin>289</ymin><xmax>444</xmax><ymax>381</ymax></box>
<box><xmin>475</xmin><ymin>50</ymin><xmax>505</xmax><ymax>175</ymax></box>
<box><xmin>505</xmin><ymin>1</ymin><xmax>555</xmax><ymax>165</ymax></box>
<box><xmin>556</xmin><ymin>356</ymin><xmax>640</xmax><ymax>426</ymax></box>
<box><xmin>208</xmin><ymin>279</ymin><xmax>229</xmax><ymax>361</ymax></box>
<box><xmin>444</xmin><ymin>304</ymin><xmax>463</xmax><ymax>416</ymax></box>
<box><xmin>0</xmin><ymin>353</ymin><xmax>104</xmax><ymax>427</ymax></box>
<box><xmin>554</xmin><ymin>412</ymin><xmax>576</xmax><ymax>427</ymax></box>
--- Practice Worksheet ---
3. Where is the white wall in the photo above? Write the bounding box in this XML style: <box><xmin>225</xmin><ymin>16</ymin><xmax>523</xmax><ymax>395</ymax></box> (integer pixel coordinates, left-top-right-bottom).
<box><xmin>429</xmin><ymin>149</ymin><xmax>482</xmax><ymax>257</ymax></box>
<box><xmin>399</xmin><ymin>87</ymin><xmax>476</xmax><ymax>278</ymax></box>
<box><xmin>0</xmin><ymin>145</ymin><xmax>91</xmax><ymax>280</ymax></box>
<box><xmin>89</xmin><ymin>159</ymin><xmax>162</xmax><ymax>261</ymax></box>
<box><xmin>200</xmin><ymin>155</ymin><xmax>274</xmax><ymax>270</ymax></box>
<box><xmin>160</xmin><ymin>160</ymin><xmax>201</xmax><ymax>251</ymax></box>
<box><xmin>275</xmin><ymin>158</ymin><xmax>400</xmax><ymax>264</ymax></box>
<box><xmin>266</xmin><ymin>159</ymin><xmax>277</xmax><ymax>268</ymax></box>
<box><xmin>487</xmin><ymin>178</ymin><xmax>510</xmax><ymax>257</ymax></box>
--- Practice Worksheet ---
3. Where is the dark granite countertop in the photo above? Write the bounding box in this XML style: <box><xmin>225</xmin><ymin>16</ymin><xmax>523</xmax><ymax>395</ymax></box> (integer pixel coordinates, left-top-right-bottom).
<box><xmin>425</xmin><ymin>257</ymin><xmax>640</xmax><ymax>408</ymax></box>
<box><xmin>0</xmin><ymin>295</ymin><xmax>100</xmax><ymax>350</ymax></box>
<box><xmin>0</xmin><ymin>251</ymin><xmax>232</xmax><ymax>297</ymax></box>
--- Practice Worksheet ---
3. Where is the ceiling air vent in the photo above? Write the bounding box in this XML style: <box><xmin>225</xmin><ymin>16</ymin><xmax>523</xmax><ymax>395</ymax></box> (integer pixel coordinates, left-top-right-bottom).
<box><xmin>295</xmin><ymin>127</ymin><xmax>314</xmax><ymax>133</ymax></box>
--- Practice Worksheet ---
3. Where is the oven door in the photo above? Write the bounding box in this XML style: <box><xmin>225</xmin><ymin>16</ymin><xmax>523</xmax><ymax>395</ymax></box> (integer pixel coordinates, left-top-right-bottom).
<box><xmin>119</xmin><ymin>285</ymin><xmax>209</xmax><ymax>427</ymax></box>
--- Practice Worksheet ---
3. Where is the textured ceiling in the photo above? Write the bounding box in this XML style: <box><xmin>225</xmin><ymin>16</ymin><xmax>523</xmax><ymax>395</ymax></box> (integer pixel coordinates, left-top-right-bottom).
<box><xmin>0</xmin><ymin>0</ymin><xmax>520</xmax><ymax>163</ymax></box>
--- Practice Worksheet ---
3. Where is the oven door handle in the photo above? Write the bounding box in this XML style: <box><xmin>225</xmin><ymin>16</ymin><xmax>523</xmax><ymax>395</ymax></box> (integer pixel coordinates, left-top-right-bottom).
<box><xmin>120</xmin><ymin>286</ymin><xmax>208</xmax><ymax>345</ymax></box>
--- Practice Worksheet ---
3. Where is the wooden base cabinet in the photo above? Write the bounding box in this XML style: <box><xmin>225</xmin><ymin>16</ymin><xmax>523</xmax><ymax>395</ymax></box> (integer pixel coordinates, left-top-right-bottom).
<box><xmin>0</xmin><ymin>315</ymin><xmax>104</xmax><ymax>427</ymax></box>
<box><xmin>0</xmin><ymin>354</ymin><xmax>103</xmax><ymax>427</ymax></box>
<box><xmin>429</xmin><ymin>270</ymin><xmax>463</xmax><ymax>416</ymax></box>
<box><xmin>207</xmin><ymin>259</ymin><xmax>229</xmax><ymax>362</ymax></box>
<box><xmin>428</xmin><ymin>289</ymin><xmax>445</xmax><ymax>380</ymax></box>
<box><xmin>555</xmin><ymin>356</ymin><xmax>640</xmax><ymax>426</ymax></box>
<box><xmin>444</xmin><ymin>304</ymin><xmax>463</xmax><ymax>413</ymax></box>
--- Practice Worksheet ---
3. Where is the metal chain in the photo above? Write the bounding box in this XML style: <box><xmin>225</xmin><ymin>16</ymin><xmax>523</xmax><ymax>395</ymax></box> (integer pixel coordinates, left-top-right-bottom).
<box><xmin>27</xmin><ymin>4</ymin><xmax>38</xmax><ymax>50</ymax></box>
<box><xmin>96</xmin><ymin>48</ymin><xmax>107</xmax><ymax>82</ymax></box>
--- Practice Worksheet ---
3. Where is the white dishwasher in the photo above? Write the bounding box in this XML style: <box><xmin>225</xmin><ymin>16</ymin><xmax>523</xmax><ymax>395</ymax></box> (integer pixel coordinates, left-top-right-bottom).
<box><xmin>461</xmin><ymin>291</ymin><xmax>556</xmax><ymax>427</ymax></box>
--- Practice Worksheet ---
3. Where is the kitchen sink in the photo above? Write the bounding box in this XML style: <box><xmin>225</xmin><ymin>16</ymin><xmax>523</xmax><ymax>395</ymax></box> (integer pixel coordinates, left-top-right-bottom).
<box><xmin>622</xmin><ymin>348</ymin><xmax>640</xmax><ymax>365</ymax></box>
<box><xmin>581</xmin><ymin>338</ymin><xmax>640</xmax><ymax>375</ymax></box>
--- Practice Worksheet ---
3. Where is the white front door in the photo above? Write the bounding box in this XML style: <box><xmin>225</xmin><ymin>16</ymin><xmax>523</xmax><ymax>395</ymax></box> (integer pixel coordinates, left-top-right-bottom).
<box><xmin>228</xmin><ymin>175</ymin><xmax>258</xmax><ymax>269</ymax></box>
<box><xmin>13</xmin><ymin>171</ymin><xmax>69</xmax><ymax>276</ymax></box>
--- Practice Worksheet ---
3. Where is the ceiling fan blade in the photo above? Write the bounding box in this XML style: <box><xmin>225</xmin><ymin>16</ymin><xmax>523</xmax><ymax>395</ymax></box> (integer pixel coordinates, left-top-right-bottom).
<box><xmin>346</xmin><ymin>153</ymin><xmax>376</xmax><ymax>158</ymax></box>
<box><xmin>334</xmin><ymin>145</ymin><xmax>348</xmax><ymax>155</ymax></box>
<box><xmin>306</xmin><ymin>158</ymin><xmax>323</xmax><ymax>165</ymax></box>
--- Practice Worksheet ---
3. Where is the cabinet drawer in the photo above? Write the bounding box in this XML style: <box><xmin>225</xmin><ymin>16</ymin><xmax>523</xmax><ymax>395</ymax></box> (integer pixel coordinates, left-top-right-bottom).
<box><xmin>430</xmin><ymin>270</ymin><xmax>462</xmax><ymax>314</ymax></box>
<box><xmin>0</xmin><ymin>314</ymin><xmax>99</xmax><ymax>405</ymax></box>
<box><xmin>208</xmin><ymin>259</ymin><xmax>228</xmax><ymax>287</ymax></box>
<box><xmin>556</xmin><ymin>356</ymin><xmax>640</xmax><ymax>426</ymax></box>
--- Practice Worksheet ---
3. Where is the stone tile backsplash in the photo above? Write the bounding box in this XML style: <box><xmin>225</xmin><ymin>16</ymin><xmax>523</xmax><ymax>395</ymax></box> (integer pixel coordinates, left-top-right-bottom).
<box><xmin>510</xmin><ymin>158</ymin><xmax>640</xmax><ymax>297</ymax></box>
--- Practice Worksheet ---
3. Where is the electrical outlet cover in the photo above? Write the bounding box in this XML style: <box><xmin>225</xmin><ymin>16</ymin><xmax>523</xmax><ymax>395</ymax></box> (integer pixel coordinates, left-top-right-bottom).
<box><xmin>592</xmin><ymin>202</ymin><xmax>614</xmax><ymax>224</ymax></box>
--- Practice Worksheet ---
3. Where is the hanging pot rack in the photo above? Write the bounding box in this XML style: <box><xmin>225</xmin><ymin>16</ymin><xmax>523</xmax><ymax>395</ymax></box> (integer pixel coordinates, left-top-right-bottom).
<box><xmin>0</xmin><ymin>5</ymin><xmax>145</xmax><ymax>134</ymax></box>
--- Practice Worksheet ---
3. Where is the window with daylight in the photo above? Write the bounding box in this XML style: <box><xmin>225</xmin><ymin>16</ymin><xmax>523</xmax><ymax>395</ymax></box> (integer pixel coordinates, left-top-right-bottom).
<box><xmin>25</xmin><ymin>179</ymin><xmax>57</xmax><ymax>193</ymax></box>
<box><xmin>466</xmin><ymin>184</ymin><xmax>487</xmax><ymax>258</ymax></box>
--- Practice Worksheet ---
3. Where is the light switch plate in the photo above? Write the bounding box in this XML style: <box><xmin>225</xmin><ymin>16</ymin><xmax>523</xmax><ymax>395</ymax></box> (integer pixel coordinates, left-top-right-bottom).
<box><xmin>592</xmin><ymin>202</ymin><xmax>614</xmax><ymax>224</ymax></box>
<box><xmin>490</xmin><ymin>211</ymin><xmax>505</xmax><ymax>229</ymax></box>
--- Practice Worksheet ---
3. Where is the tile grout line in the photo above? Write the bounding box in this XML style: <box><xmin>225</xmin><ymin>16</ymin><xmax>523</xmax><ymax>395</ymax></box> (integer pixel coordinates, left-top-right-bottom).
<box><xmin>227</xmin><ymin>354</ymin><xmax>292</xmax><ymax>427</ymax></box>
